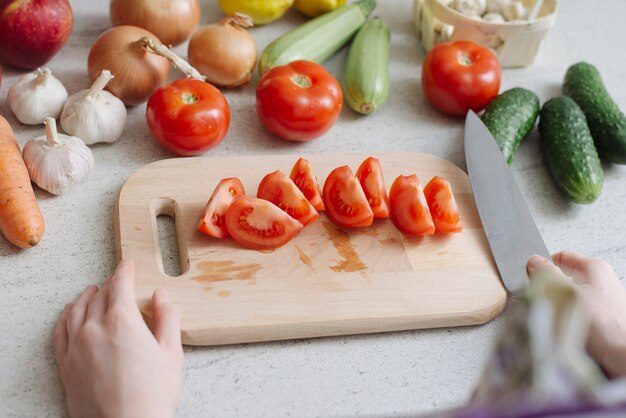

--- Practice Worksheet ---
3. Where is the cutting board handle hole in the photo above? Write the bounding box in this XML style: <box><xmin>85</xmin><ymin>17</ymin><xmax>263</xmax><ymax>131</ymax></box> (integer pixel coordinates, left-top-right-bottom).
<box><xmin>152</xmin><ymin>198</ymin><xmax>188</xmax><ymax>278</ymax></box>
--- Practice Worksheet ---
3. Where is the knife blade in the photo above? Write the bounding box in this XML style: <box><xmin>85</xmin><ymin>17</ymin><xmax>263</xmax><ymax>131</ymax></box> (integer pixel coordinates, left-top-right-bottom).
<box><xmin>464</xmin><ymin>110</ymin><xmax>551</xmax><ymax>298</ymax></box>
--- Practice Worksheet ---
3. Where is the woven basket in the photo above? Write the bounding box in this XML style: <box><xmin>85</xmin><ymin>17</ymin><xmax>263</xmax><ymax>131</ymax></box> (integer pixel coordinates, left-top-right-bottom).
<box><xmin>413</xmin><ymin>0</ymin><xmax>557</xmax><ymax>67</ymax></box>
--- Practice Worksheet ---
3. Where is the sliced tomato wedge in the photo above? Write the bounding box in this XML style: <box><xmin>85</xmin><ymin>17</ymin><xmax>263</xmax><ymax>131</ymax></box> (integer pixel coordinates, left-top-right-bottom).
<box><xmin>355</xmin><ymin>157</ymin><xmax>390</xmax><ymax>218</ymax></box>
<box><xmin>257</xmin><ymin>170</ymin><xmax>319</xmax><ymax>226</ymax></box>
<box><xmin>289</xmin><ymin>157</ymin><xmax>324</xmax><ymax>211</ymax></box>
<box><xmin>423</xmin><ymin>176</ymin><xmax>462</xmax><ymax>233</ymax></box>
<box><xmin>225</xmin><ymin>195</ymin><xmax>303</xmax><ymax>250</ymax></box>
<box><xmin>389</xmin><ymin>175</ymin><xmax>435</xmax><ymax>236</ymax></box>
<box><xmin>197</xmin><ymin>177</ymin><xmax>245</xmax><ymax>238</ymax></box>
<box><xmin>322</xmin><ymin>166</ymin><xmax>374</xmax><ymax>228</ymax></box>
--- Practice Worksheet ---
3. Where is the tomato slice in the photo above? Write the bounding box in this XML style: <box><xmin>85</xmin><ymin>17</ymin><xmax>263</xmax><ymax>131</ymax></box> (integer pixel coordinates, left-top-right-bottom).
<box><xmin>355</xmin><ymin>157</ymin><xmax>390</xmax><ymax>218</ymax></box>
<box><xmin>257</xmin><ymin>170</ymin><xmax>319</xmax><ymax>226</ymax></box>
<box><xmin>389</xmin><ymin>175</ymin><xmax>435</xmax><ymax>236</ymax></box>
<box><xmin>225</xmin><ymin>195</ymin><xmax>303</xmax><ymax>250</ymax></box>
<box><xmin>423</xmin><ymin>176</ymin><xmax>462</xmax><ymax>233</ymax></box>
<box><xmin>197</xmin><ymin>177</ymin><xmax>245</xmax><ymax>238</ymax></box>
<box><xmin>289</xmin><ymin>157</ymin><xmax>324</xmax><ymax>211</ymax></box>
<box><xmin>322</xmin><ymin>166</ymin><xmax>374</xmax><ymax>228</ymax></box>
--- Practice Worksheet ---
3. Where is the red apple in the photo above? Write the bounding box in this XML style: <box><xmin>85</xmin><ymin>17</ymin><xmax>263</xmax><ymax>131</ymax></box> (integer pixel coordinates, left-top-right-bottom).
<box><xmin>0</xmin><ymin>0</ymin><xmax>73</xmax><ymax>70</ymax></box>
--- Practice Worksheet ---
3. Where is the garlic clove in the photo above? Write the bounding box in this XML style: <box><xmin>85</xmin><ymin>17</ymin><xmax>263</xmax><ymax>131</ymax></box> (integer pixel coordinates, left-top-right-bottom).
<box><xmin>22</xmin><ymin>117</ymin><xmax>94</xmax><ymax>195</ymax></box>
<box><xmin>7</xmin><ymin>68</ymin><xmax>68</xmax><ymax>126</ymax></box>
<box><xmin>60</xmin><ymin>70</ymin><xmax>128</xmax><ymax>145</ymax></box>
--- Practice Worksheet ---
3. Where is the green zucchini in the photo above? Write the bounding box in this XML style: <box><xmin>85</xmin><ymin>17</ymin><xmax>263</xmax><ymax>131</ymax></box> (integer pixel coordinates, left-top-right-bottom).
<box><xmin>258</xmin><ymin>0</ymin><xmax>376</xmax><ymax>75</ymax></box>
<box><xmin>343</xmin><ymin>17</ymin><xmax>390</xmax><ymax>114</ymax></box>
<box><xmin>482</xmin><ymin>88</ymin><xmax>540</xmax><ymax>165</ymax></box>
<box><xmin>563</xmin><ymin>62</ymin><xmax>626</xmax><ymax>164</ymax></box>
<box><xmin>539</xmin><ymin>96</ymin><xmax>603</xmax><ymax>204</ymax></box>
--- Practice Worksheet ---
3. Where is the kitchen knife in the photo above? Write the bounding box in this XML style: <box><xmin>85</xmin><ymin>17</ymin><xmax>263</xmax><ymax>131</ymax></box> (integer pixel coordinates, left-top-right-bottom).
<box><xmin>464</xmin><ymin>110</ymin><xmax>551</xmax><ymax>298</ymax></box>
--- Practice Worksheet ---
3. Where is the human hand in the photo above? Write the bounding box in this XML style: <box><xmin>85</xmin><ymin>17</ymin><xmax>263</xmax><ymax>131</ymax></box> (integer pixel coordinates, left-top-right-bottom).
<box><xmin>528</xmin><ymin>252</ymin><xmax>626</xmax><ymax>378</ymax></box>
<box><xmin>53</xmin><ymin>260</ymin><xmax>184</xmax><ymax>418</ymax></box>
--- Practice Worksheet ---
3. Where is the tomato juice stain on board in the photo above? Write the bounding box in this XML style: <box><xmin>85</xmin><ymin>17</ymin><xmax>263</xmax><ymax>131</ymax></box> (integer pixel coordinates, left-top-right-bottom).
<box><xmin>218</xmin><ymin>290</ymin><xmax>231</xmax><ymax>298</ymax></box>
<box><xmin>295</xmin><ymin>245</ymin><xmax>315</xmax><ymax>272</ymax></box>
<box><xmin>361</xmin><ymin>227</ymin><xmax>378</xmax><ymax>238</ymax></box>
<box><xmin>379</xmin><ymin>237</ymin><xmax>399</xmax><ymax>246</ymax></box>
<box><xmin>322</xmin><ymin>221</ymin><xmax>367</xmax><ymax>274</ymax></box>
<box><xmin>193</xmin><ymin>260</ymin><xmax>261</xmax><ymax>284</ymax></box>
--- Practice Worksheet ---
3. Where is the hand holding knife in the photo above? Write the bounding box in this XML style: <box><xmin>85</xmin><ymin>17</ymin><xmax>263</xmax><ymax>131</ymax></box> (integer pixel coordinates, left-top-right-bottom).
<box><xmin>464</xmin><ymin>110</ymin><xmax>551</xmax><ymax>298</ymax></box>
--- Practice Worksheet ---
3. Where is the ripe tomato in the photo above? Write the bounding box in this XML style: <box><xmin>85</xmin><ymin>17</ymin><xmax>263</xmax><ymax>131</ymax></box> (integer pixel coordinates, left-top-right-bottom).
<box><xmin>225</xmin><ymin>195</ymin><xmax>303</xmax><ymax>250</ymax></box>
<box><xmin>322</xmin><ymin>166</ymin><xmax>373</xmax><ymax>228</ymax></box>
<box><xmin>256</xmin><ymin>60</ymin><xmax>343</xmax><ymax>142</ymax></box>
<box><xmin>197</xmin><ymin>178</ymin><xmax>245</xmax><ymax>238</ymax></box>
<box><xmin>146</xmin><ymin>79</ymin><xmax>230</xmax><ymax>156</ymax></box>
<box><xmin>422</xmin><ymin>41</ymin><xmax>501</xmax><ymax>116</ymax></box>
<box><xmin>289</xmin><ymin>157</ymin><xmax>324</xmax><ymax>211</ymax></box>
<box><xmin>257</xmin><ymin>170</ymin><xmax>319</xmax><ymax>226</ymax></box>
<box><xmin>423</xmin><ymin>176</ymin><xmax>462</xmax><ymax>233</ymax></box>
<box><xmin>389</xmin><ymin>175</ymin><xmax>435</xmax><ymax>236</ymax></box>
<box><xmin>355</xmin><ymin>157</ymin><xmax>389</xmax><ymax>218</ymax></box>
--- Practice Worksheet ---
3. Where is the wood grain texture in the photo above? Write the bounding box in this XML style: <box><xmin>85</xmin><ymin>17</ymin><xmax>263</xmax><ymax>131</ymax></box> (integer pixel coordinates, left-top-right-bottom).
<box><xmin>115</xmin><ymin>152</ymin><xmax>507</xmax><ymax>346</ymax></box>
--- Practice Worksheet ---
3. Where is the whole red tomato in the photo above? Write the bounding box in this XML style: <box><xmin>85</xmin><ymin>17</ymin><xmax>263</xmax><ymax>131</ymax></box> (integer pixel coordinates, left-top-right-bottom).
<box><xmin>422</xmin><ymin>41</ymin><xmax>501</xmax><ymax>116</ymax></box>
<box><xmin>146</xmin><ymin>79</ymin><xmax>230</xmax><ymax>156</ymax></box>
<box><xmin>256</xmin><ymin>60</ymin><xmax>343</xmax><ymax>142</ymax></box>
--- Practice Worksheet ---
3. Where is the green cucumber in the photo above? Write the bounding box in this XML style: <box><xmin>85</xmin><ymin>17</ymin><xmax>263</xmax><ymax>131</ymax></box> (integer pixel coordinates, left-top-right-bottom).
<box><xmin>563</xmin><ymin>62</ymin><xmax>626</xmax><ymax>164</ymax></box>
<box><xmin>481</xmin><ymin>88</ymin><xmax>540</xmax><ymax>165</ymax></box>
<box><xmin>343</xmin><ymin>17</ymin><xmax>390</xmax><ymax>114</ymax></box>
<box><xmin>258</xmin><ymin>0</ymin><xmax>376</xmax><ymax>74</ymax></box>
<box><xmin>539</xmin><ymin>96</ymin><xmax>603</xmax><ymax>204</ymax></box>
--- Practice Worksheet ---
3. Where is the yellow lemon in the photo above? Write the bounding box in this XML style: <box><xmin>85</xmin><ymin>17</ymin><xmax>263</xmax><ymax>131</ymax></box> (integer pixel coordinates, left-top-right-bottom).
<box><xmin>294</xmin><ymin>0</ymin><xmax>347</xmax><ymax>18</ymax></box>
<box><xmin>218</xmin><ymin>0</ymin><xmax>295</xmax><ymax>25</ymax></box>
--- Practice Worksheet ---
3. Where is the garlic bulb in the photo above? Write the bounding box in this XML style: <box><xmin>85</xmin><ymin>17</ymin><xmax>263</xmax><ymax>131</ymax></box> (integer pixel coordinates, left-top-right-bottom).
<box><xmin>22</xmin><ymin>118</ymin><xmax>94</xmax><ymax>195</ymax></box>
<box><xmin>60</xmin><ymin>70</ymin><xmax>127</xmax><ymax>145</ymax></box>
<box><xmin>7</xmin><ymin>68</ymin><xmax>68</xmax><ymax>125</ymax></box>
<box><xmin>450</xmin><ymin>0</ymin><xmax>487</xmax><ymax>16</ymax></box>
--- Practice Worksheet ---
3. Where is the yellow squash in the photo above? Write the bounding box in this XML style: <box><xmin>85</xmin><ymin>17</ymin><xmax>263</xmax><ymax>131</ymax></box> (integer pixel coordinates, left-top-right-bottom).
<box><xmin>218</xmin><ymin>0</ymin><xmax>295</xmax><ymax>25</ymax></box>
<box><xmin>294</xmin><ymin>0</ymin><xmax>347</xmax><ymax>17</ymax></box>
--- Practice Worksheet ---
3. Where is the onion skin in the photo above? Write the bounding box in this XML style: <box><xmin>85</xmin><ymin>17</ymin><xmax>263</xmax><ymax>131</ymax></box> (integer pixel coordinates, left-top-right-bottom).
<box><xmin>88</xmin><ymin>26</ymin><xmax>170</xmax><ymax>106</ymax></box>
<box><xmin>188</xmin><ymin>15</ymin><xmax>258</xmax><ymax>88</ymax></box>
<box><xmin>109</xmin><ymin>0</ymin><xmax>201</xmax><ymax>47</ymax></box>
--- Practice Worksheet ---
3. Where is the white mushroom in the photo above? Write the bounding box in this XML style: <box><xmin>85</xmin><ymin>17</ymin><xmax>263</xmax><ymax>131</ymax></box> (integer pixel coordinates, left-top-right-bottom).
<box><xmin>503</xmin><ymin>0</ymin><xmax>528</xmax><ymax>21</ymax></box>
<box><xmin>450</xmin><ymin>0</ymin><xmax>487</xmax><ymax>17</ymax></box>
<box><xmin>483</xmin><ymin>12</ymin><xmax>506</xmax><ymax>22</ymax></box>
<box><xmin>486</xmin><ymin>0</ymin><xmax>510</xmax><ymax>14</ymax></box>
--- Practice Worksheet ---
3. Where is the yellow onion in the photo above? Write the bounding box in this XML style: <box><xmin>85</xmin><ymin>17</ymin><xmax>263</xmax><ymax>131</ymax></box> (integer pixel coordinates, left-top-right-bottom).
<box><xmin>188</xmin><ymin>14</ymin><xmax>258</xmax><ymax>88</ymax></box>
<box><xmin>88</xmin><ymin>26</ymin><xmax>170</xmax><ymax>106</ymax></box>
<box><xmin>109</xmin><ymin>0</ymin><xmax>201</xmax><ymax>47</ymax></box>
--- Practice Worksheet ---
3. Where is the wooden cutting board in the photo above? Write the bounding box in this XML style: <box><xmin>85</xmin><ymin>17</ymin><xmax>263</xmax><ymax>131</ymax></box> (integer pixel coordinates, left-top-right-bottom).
<box><xmin>115</xmin><ymin>152</ymin><xmax>507</xmax><ymax>346</ymax></box>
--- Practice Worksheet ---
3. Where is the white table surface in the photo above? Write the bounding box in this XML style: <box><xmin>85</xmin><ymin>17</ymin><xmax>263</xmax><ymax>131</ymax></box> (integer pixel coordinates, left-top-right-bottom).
<box><xmin>1</xmin><ymin>0</ymin><xmax>625</xmax><ymax>417</ymax></box>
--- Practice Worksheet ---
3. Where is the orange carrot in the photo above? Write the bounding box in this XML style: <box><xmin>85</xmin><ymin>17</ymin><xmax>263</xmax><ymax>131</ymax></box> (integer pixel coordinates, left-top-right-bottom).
<box><xmin>0</xmin><ymin>115</ymin><xmax>45</xmax><ymax>248</ymax></box>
